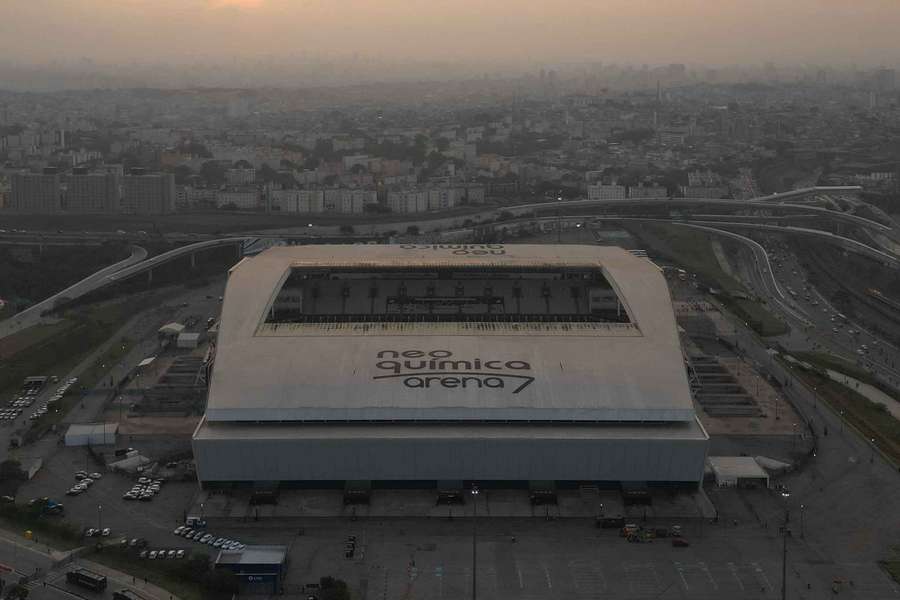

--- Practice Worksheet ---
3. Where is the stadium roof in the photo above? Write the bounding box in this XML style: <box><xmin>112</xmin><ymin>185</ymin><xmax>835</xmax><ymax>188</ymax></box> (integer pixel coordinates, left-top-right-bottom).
<box><xmin>206</xmin><ymin>244</ymin><xmax>696</xmax><ymax>423</ymax></box>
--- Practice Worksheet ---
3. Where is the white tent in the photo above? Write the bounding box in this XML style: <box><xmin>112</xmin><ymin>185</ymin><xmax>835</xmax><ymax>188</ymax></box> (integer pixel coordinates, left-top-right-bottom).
<box><xmin>64</xmin><ymin>423</ymin><xmax>118</xmax><ymax>446</ymax></box>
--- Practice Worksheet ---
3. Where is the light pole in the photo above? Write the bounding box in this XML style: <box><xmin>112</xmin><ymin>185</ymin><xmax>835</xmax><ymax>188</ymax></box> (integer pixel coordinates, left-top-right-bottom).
<box><xmin>781</xmin><ymin>508</ymin><xmax>790</xmax><ymax>600</ymax></box>
<box><xmin>98</xmin><ymin>505</ymin><xmax>102</xmax><ymax>531</ymax></box>
<box><xmin>870</xmin><ymin>438</ymin><xmax>876</xmax><ymax>464</ymax></box>
<box><xmin>799</xmin><ymin>504</ymin><xmax>804</xmax><ymax>539</ymax></box>
<box><xmin>556</xmin><ymin>195</ymin><xmax>562</xmax><ymax>243</ymax></box>
<box><xmin>839</xmin><ymin>410</ymin><xmax>844</xmax><ymax>433</ymax></box>
<box><xmin>471</xmin><ymin>483</ymin><xmax>479</xmax><ymax>600</ymax></box>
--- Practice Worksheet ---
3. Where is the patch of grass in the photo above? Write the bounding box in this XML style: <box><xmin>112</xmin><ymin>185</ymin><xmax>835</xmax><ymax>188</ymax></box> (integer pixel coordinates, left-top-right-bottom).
<box><xmin>794</xmin><ymin>351</ymin><xmax>899</xmax><ymax>402</ymax></box>
<box><xmin>0</xmin><ymin>503</ymin><xmax>83</xmax><ymax>550</ymax></box>
<box><xmin>881</xmin><ymin>546</ymin><xmax>900</xmax><ymax>585</ymax></box>
<box><xmin>0</xmin><ymin>294</ymin><xmax>160</xmax><ymax>397</ymax></box>
<box><xmin>781</xmin><ymin>360</ymin><xmax>900</xmax><ymax>464</ymax></box>
<box><xmin>88</xmin><ymin>547</ymin><xmax>238</xmax><ymax>600</ymax></box>
<box><xmin>625</xmin><ymin>222</ymin><xmax>789</xmax><ymax>337</ymax></box>
<box><xmin>0</xmin><ymin>320</ymin><xmax>79</xmax><ymax>361</ymax></box>
<box><xmin>724</xmin><ymin>298</ymin><xmax>791</xmax><ymax>337</ymax></box>
<box><xmin>89</xmin><ymin>549</ymin><xmax>205</xmax><ymax>600</ymax></box>
<box><xmin>641</xmin><ymin>223</ymin><xmax>745</xmax><ymax>293</ymax></box>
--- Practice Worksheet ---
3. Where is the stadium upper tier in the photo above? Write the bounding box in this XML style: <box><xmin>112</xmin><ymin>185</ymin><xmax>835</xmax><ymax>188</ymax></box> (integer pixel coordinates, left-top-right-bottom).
<box><xmin>206</xmin><ymin>244</ymin><xmax>695</xmax><ymax>423</ymax></box>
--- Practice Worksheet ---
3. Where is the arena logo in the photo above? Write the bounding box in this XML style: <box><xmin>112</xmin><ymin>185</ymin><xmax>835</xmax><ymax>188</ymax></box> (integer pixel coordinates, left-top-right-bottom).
<box><xmin>399</xmin><ymin>244</ymin><xmax>506</xmax><ymax>256</ymax></box>
<box><xmin>373</xmin><ymin>349</ymin><xmax>534</xmax><ymax>393</ymax></box>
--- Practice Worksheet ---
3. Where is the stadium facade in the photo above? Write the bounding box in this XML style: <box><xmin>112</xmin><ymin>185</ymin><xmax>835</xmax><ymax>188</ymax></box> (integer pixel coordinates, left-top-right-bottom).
<box><xmin>192</xmin><ymin>244</ymin><xmax>708</xmax><ymax>488</ymax></box>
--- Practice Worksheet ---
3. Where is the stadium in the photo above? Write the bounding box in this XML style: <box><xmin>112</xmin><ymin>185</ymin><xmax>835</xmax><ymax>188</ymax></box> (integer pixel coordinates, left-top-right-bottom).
<box><xmin>192</xmin><ymin>244</ymin><xmax>709</xmax><ymax>489</ymax></box>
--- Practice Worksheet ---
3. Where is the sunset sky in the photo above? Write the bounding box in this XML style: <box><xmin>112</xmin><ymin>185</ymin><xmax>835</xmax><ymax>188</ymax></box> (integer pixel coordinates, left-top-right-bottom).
<box><xmin>2</xmin><ymin>0</ymin><xmax>899</xmax><ymax>66</ymax></box>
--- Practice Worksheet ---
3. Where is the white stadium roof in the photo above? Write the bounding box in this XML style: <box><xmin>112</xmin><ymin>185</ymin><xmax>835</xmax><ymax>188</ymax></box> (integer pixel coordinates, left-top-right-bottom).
<box><xmin>205</xmin><ymin>244</ymin><xmax>696</xmax><ymax>423</ymax></box>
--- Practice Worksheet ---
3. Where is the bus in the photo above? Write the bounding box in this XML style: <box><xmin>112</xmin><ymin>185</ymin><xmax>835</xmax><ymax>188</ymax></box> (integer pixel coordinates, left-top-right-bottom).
<box><xmin>66</xmin><ymin>567</ymin><xmax>107</xmax><ymax>591</ymax></box>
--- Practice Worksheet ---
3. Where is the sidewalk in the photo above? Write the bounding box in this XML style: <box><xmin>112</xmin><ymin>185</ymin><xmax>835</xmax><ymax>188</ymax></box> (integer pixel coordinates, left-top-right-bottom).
<box><xmin>0</xmin><ymin>527</ymin><xmax>181</xmax><ymax>600</ymax></box>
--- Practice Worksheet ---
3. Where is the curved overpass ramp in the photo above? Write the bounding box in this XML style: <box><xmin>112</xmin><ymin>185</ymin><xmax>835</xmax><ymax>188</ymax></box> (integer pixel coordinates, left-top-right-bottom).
<box><xmin>0</xmin><ymin>238</ymin><xmax>250</xmax><ymax>340</ymax></box>
<box><xmin>504</xmin><ymin>195</ymin><xmax>891</xmax><ymax>233</ymax></box>
<box><xmin>0</xmin><ymin>244</ymin><xmax>148</xmax><ymax>339</ymax></box>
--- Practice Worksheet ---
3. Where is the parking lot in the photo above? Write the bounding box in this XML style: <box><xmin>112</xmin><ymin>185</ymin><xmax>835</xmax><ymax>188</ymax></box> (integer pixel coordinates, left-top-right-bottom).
<box><xmin>19</xmin><ymin>445</ymin><xmax>197</xmax><ymax>541</ymax></box>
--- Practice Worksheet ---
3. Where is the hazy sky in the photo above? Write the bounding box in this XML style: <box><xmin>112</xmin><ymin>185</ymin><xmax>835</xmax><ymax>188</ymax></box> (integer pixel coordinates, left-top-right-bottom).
<box><xmin>2</xmin><ymin>0</ymin><xmax>899</xmax><ymax>67</ymax></box>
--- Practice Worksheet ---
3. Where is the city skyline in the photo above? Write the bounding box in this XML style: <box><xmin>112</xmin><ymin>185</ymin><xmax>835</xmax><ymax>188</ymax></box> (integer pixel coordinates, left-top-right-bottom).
<box><xmin>2</xmin><ymin>0</ymin><xmax>900</xmax><ymax>73</ymax></box>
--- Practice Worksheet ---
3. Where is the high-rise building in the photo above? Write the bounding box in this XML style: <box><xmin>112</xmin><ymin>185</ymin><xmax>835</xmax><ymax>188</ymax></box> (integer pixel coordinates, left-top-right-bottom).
<box><xmin>63</xmin><ymin>170</ymin><xmax>119</xmax><ymax>213</ymax></box>
<box><xmin>587</xmin><ymin>184</ymin><xmax>627</xmax><ymax>200</ymax></box>
<box><xmin>10</xmin><ymin>170</ymin><xmax>62</xmax><ymax>213</ymax></box>
<box><xmin>121</xmin><ymin>171</ymin><xmax>175</xmax><ymax>214</ymax></box>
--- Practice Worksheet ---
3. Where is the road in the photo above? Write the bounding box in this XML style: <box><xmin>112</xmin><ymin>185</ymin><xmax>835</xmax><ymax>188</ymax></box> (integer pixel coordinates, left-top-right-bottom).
<box><xmin>590</xmin><ymin>217</ymin><xmax>900</xmax><ymax>393</ymax></box>
<box><xmin>0</xmin><ymin>529</ymin><xmax>178</xmax><ymax>600</ymax></box>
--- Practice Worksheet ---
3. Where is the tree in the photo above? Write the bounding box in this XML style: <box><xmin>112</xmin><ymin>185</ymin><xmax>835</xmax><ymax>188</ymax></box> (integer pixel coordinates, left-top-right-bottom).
<box><xmin>5</xmin><ymin>583</ymin><xmax>28</xmax><ymax>599</ymax></box>
<box><xmin>199</xmin><ymin>161</ymin><xmax>227</xmax><ymax>186</ymax></box>
<box><xmin>406</xmin><ymin>225</ymin><xmax>420</xmax><ymax>236</ymax></box>
<box><xmin>0</xmin><ymin>460</ymin><xmax>25</xmax><ymax>482</ymax></box>
<box><xmin>171</xmin><ymin>165</ymin><xmax>194</xmax><ymax>185</ymax></box>
<box><xmin>319</xmin><ymin>576</ymin><xmax>351</xmax><ymax>600</ymax></box>
<box><xmin>339</xmin><ymin>225</ymin><xmax>355</xmax><ymax>235</ymax></box>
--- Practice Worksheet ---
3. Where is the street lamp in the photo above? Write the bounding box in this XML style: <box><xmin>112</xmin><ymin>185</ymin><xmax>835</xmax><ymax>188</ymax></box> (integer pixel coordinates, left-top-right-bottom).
<box><xmin>870</xmin><ymin>438</ymin><xmax>876</xmax><ymax>464</ymax></box>
<box><xmin>471</xmin><ymin>484</ymin><xmax>479</xmax><ymax>600</ymax></box>
<box><xmin>98</xmin><ymin>505</ymin><xmax>102</xmax><ymax>531</ymax></box>
<box><xmin>799</xmin><ymin>504</ymin><xmax>804</xmax><ymax>539</ymax></box>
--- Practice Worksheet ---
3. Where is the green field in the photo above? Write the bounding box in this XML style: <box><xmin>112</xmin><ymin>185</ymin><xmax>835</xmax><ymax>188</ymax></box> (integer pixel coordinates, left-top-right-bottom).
<box><xmin>623</xmin><ymin>222</ymin><xmax>789</xmax><ymax>337</ymax></box>
<box><xmin>881</xmin><ymin>546</ymin><xmax>900</xmax><ymax>585</ymax></box>
<box><xmin>0</xmin><ymin>320</ymin><xmax>79</xmax><ymax>361</ymax></box>
<box><xmin>0</xmin><ymin>293</ymin><xmax>162</xmax><ymax>412</ymax></box>
<box><xmin>0</xmin><ymin>502</ymin><xmax>83</xmax><ymax>550</ymax></box>
<box><xmin>724</xmin><ymin>297</ymin><xmax>791</xmax><ymax>337</ymax></box>
<box><xmin>88</xmin><ymin>546</ymin><xmax>240</xmax><ymax>600</ymax></box>
<box><xmin>793</xmin><ymin>351</ymin><xmax>899</xmax><ymax>402</ymax></box>
<box><xmin>780</xmin><ymin>358</ymin><xmax>900</xmax><ymax>464</ymax></box>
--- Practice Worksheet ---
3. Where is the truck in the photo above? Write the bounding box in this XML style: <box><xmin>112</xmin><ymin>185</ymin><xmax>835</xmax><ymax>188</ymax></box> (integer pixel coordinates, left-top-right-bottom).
<box><xmin>185</xmin><ymin>516</ymin><xmax>207</xmax><ymax>528</ymax></box>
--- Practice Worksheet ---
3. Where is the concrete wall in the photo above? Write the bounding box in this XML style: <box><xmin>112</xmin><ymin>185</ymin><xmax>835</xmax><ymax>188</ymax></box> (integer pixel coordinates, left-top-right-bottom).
<box><xmin>194</xmin><ymin>433</ymin><xmax>707</xmax><ymax>486</ymax></box>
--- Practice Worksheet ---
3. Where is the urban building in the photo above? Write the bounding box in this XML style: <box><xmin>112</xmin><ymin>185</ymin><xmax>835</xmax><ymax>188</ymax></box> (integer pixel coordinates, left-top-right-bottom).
<box><xmin>10</xmin><ymin>170</ymin><xmax>61</xmax><ymax>213</ymax></box>
<box><xmin>121</xmin><ymin>171</ymin><xmax>175</xmax><ymax>214</ymax></box>
<box><xmin>63</xmin><ymin>170</ymin><xmax>118</xmax><ymax>213</ymax></box>
<box><xmin>226</xmin><ymin>167</ymin><xmax>256</xmax><ymax>186</ymax></box>
<box><xmin>216</xmin><ymin>188</ymin><xmax>259</xmax><ymax>210</ymax></box>
<box><xmin>587</xmin><ymin>183</ymin><xmax>627</xmax><ymax>200</ymax></box>
<box><xmin>628</xmin><ymin>184</ymin><xmax>668</xmax><ymax>199</ymax></box>
<box><xmin>193</xmin><ymin>244</ymin><xmax>709</xmax><ymax>488</ymax></box>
